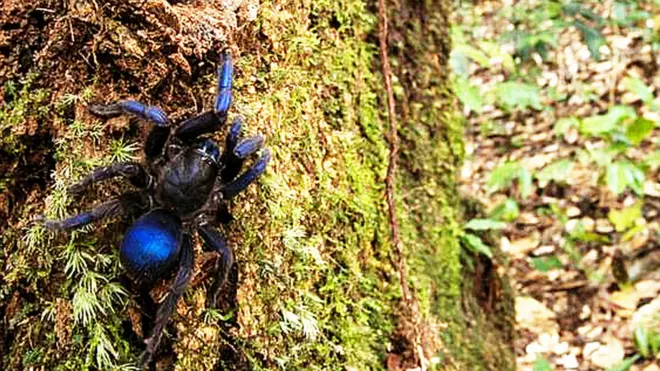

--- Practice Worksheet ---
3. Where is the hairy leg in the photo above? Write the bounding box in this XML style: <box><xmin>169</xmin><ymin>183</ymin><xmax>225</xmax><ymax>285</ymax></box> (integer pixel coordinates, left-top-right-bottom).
<box><xmin>119</xmin><ymin>275</ymin><xmax>157</xmax><ymax>340</ymax></box>
<box><xmin>174</xmin><ymin>111</ymin><xmax>224</xmax><ymax>142</ymax></box>
<box><xmin>38</xmin><ymin>192</ymin><xmax>148</xmax><ymax>231</ymax></box>
<box><xmin>198</xmin><ymin>225</ymin><xmax>234</xmax><ymax>308</ymax></box>
<box><xmin>89</xmin><ymin>100</ymin><xmax>170</xmax><ymax>160</ymax></box>
<box><xmin>140</xmin><ymin>233</ymin><xmax>194</xmax><ymax>367</ymax></box>
<box><xmin>214</xmin><ymin>52</ymin><xmax>233</xmax><ymax>115</ymax></box>
<box><xmin>219</xmin><ymin>117</ymin><xmax>264</xmax><ymax>183</ymax></box>
<box><xmin>174</xmin><ymin>52</ymin><xmax>234</xmax><ymax>141</ymax></box>
<box><xmin>68</xmin><ymin>162</ymin><xmax>150</xmax><ymax>195</ymax></box>
<box><xmin>222</xmin><ymin>149</ymin><xmax>271</xmax><ymax>200</ymax></box>
<box><xmin>89</xmin><ymin>100</ymin><xmax>169</xmax><ymax>126</ymax></box>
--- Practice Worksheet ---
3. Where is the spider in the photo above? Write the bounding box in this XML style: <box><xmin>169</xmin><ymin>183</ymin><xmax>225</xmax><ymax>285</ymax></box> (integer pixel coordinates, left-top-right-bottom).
<box><xmin>38</xmin><ymin>52</ymin><xmax>270</xmax><ymax>366</ymax></box>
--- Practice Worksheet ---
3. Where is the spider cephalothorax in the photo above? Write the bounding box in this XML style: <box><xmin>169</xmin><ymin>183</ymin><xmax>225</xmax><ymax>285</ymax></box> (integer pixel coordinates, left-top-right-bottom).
<box><xmin>40</xmin><ymin>52</ymin><xmax>270</xmax><ymax>366</ymax></box>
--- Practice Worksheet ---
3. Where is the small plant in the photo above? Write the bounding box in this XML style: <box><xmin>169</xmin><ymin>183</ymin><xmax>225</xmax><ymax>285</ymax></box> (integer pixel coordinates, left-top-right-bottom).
<box><xmin>487</xmin><ymin>161</ymin><xmax>533</xmax><ymax>199</ymax></box>
<box><xmin>634</xmin><ymin>326</ymin><xmax>660</xmax><ymax>359</ymax></box>
<box><xmin>460</xmin><ymin>217</ymin><xmax>508</xmax><ymax>259</ymax></box>
<box><xmin>0</xmin><ymin>73</ymin><xmax>51</xmax><ymax>154</ymax></box>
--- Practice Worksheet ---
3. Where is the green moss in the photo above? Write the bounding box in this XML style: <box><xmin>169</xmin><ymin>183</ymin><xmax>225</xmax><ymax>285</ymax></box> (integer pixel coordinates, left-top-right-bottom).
<box><xmin>0</xmin><ymin>74</ymin><xmax>50</xmax><ymax>155</ymax></box>
<box><xmin>2</xmin><ymin>88</ymin><xmax>137</xmax><ymax>369</ymax></box>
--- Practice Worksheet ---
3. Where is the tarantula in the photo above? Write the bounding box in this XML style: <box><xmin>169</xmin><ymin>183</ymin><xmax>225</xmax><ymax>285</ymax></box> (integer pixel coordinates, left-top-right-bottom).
<box><xmin>39</xmin><ymin>52</ymin><xmax>270</xmax><ymax>366</ymax></box>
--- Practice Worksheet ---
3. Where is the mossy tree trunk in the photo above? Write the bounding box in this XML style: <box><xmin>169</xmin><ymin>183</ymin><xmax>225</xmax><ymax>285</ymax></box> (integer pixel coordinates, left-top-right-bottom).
<box><xmin>0</xmin><ymin>0</ymin><xmax>514</xmax><ymax>370</ymax></box>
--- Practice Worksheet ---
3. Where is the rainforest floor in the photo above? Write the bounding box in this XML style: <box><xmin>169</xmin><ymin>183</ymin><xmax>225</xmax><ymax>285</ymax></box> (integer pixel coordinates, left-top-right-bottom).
<box><xmin>453</xmin><ymin>1</ymin><xmax>660</xmax><ymax>370</ymax></box>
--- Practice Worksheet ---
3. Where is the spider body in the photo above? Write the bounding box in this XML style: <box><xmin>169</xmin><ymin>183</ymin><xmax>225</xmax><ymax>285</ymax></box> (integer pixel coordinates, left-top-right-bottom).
<box><xmin>39</xmin><ymin>53</ymin><xmax>269</xmax><ymax>367</ymax></box>
<box><xmin>121</xmin><ymin>210</ymin><xmax>183</xmax><ymax>283</ymax></box>
<box><xmin>156</xmin><ymin>140</ymin><xmax>221</xmax><ymax>215</ymax></box>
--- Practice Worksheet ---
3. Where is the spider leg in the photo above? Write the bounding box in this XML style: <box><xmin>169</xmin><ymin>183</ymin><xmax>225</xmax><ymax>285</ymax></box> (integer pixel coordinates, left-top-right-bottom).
<box><xmin>119</xmin><ymin>275</ymin><xmax>157</xmax><ymax>341</ymax></box>
<box><xmin>174</xmin><ymin>111</ymin><xmax>224</xmax><ymax>142</ymax></box>
<box><xmin>198</xmin><ymin>225</ymin><xmax>234</xmax><ymax>308</ymax></box>
<box><xmin>68</xmin><ymin>162</ymin><xmax>150</xmax><ymax>195</ymax></box>
<box><xmin>219</xmin><ymin>117</ymin><xmax>243</xmax><ymax>181</ymax></box>
<box><xmin>214</xmin><ymin>52</ymin><xmax>233</xmax><ymax>116</ymax></box>
<box><xmin>216</xmin><ymin>202</ymin><xmax>233</xmax><ymax>225</ymax></box>
<box><xmin>174</xmin><ymin>52</ymin><xmax>233</xmax><ymax>141</ymax></box>
<box><xmin>140</xmin><ymin>233</ymin><xmax>194</xmax><ymax>367</ymax></box>
<box><xmin>89</xmin><ymin>100</ymin><xmax>170</xmax><ymax>160</ymax></box>
<box><xmin>88</xmin><ymin>100</ymin><xmax>169</xmax><ymax>126</ymax></box>
<box><xmin>37</xmin><ymin>192</ymin><xmax>148</xmax><ymax>231</ymax></box>
<box><xmin>219</xmin><ymin>117</ymin><xmax>264</xmax><ymax>182</ymax></box>
<box><xmin>222</xmin><ymin>149</ymin><xmax>271</xmax><ymax>200</ymax></box>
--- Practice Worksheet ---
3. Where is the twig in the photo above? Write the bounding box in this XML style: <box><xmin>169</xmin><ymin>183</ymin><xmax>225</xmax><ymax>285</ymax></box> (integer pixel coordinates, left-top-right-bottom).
<box><xmin>377</xmin><ymin>0</ymin><xmax>426</xmax><ymax>368</ymax></box>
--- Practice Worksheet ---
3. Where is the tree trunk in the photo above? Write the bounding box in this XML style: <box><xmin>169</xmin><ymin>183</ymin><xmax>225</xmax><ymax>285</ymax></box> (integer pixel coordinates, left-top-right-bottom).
<box><xmin>0</xmin><ymin>0</ymin><xmax>515</xmax><ymax>370</ymax></box>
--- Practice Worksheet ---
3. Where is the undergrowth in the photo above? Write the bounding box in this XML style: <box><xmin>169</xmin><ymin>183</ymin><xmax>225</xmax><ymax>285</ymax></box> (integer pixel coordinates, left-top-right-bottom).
<box><xmin>0</xmin><ymin>0</ymin><xmax>512</xmax><ymax>369</ymax></box>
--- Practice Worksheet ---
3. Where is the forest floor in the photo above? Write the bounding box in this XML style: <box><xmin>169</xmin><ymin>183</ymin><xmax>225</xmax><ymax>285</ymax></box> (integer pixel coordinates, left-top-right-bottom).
<box><xmin>453</xmin><ymin>1</ymin><xmax>659</xmax><ymax>370</ymax></box>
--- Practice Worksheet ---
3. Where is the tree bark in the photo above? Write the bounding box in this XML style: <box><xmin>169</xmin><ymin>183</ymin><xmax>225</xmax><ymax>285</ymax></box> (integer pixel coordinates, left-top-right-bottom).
<box><xmin>0</xmin><ymin>0</ymin><xmax>515</xmax><ymax>369</ymax></box>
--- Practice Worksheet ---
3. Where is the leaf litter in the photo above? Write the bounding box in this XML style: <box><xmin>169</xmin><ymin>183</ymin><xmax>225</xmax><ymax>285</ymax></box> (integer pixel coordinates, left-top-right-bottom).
<box><xmin>454</xmin><ymin>0</ymin><xmax>659</xmax><ymax>369</ymax></box>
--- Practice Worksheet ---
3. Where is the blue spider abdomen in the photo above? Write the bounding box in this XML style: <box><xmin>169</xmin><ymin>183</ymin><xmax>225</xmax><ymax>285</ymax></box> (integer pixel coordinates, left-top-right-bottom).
<box><xmin>120</xmin><ymin>209</ymin><xmax>182</xmax><ymax>285</ymax></box>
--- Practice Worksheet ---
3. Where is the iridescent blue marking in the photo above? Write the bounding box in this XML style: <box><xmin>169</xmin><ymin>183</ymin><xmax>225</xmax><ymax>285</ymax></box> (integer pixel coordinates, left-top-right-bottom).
<box><xmin>253</xmin><ymin>149</ymin><xmax>271</xmax><ymax>173</ymax></box>
<box><xmin>120</xmin><ymin>100</ymin><xmax>168</xmax><ymax>126</ymax></box>
<box><xmin>214</xmin><ymin>54</ymin><xmax>233</xmax><ymax>113</ymax></box>
<box><xmin>228</xmin><ymin>117</ymin><xmax>242</xmax><ymax>141</ymax></box>
<box><xmin>120</xmin><ymin>100</ymin><xmax>145</xmax><ymax>115</ymax></box>
<box><xmin>120</xmin><ymin>210</ymin><xmax>181</xmax><ymax>280</ymax></box>
<box><xmin>223</xmin><ymin>149</ymin><xmax>271</xmax><ymax>199</ymax></box>
<box><xmin>146</xmin><ymin>107</ymin><xmax>169</xmax><ymax>126</ymax></box>
<box><xmin>234</xmin><ymin>136</ymin><xmax>263</xmax><ymax>158</ymax></box>
<box><xmin>197</xmin><ymin>139</ymin><xmax>221</xmax><ymax>163</ymax></box>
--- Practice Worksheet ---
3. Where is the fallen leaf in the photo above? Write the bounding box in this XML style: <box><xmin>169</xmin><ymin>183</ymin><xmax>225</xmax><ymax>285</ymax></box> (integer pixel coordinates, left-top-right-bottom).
<box><xmin>504</xmin><ymin>233</ymin><xmax>541</xmax><ymax>256</ymax></box>
<box><xmin>516</xmin><ymin>296</ymin><xmax>558</xmax><ymax>334</ymax></box>
<box><xmin>609</xmin><ymin>288</ymin><xmax>641</xmax><ymax>314</ymax></box>
<box><xmin>588</xmin><ymin>335</ymin><xmax>625</xmax><ymax>369</ymax></box>
<box><xmin>631</xmin><ymin>297</ymin><xmax>660</xmax><ymax>332</ymax></box>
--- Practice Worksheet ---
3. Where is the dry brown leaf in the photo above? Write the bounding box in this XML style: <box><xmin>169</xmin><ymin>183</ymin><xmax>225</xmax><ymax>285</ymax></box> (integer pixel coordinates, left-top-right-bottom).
<box><xmin>503</xmin><ymin>234</ymin><xmax>541</xmax><ymax>257</ymax></box>
<box><xmin>609</xmin><ymin>288</ymin><xmax>641</xmax><ymax>315</ymax></box>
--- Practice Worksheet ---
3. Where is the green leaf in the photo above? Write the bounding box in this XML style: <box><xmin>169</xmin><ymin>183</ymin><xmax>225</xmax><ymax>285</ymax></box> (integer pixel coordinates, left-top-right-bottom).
<box><xmin>453</xmin><ymin>44</ymin><xmax>490</xmax><ymax>67</ymax></box>
<box><xmin>479</xmin><ymin>41</ymin><xmax>515</xmax><ymax>72</ymax></box>
<box><xmin>606</xmin><ymin>162</ymin><xmax>627</xmax><ymax>195</ymax></box>
<box><xmin>465</xmin><ymin>218</ymin><xmax>508</xmax><ymax>231</ymax></box>
<box><xmin>574</xmin><ymin>20</ymin><xmax>605</xmax><ymax>60</ymax></box>
<box><xmin>454</xmin><ymin>77</ymin><xmax>484</xmax><ymax>114</ymax></box>
<box><xmin>487</xmin><ymin>162</ymin><xmax>533</xmax><ymax>198</ymax></box>
<box><xmin>646</xmin><ymin>151</ymin><xmax>660</xmax><ymax>170</ymax></box>
<box><xmin>536</xmin><ymin>159</ymin><xmax>575</xmax><ymax>184</ymax></box>
<box><xmin>608</xmin><ymin>202</ymin><xmax>642</xmax><ymax>232</ymax></box>
<box><xmin>650</xmin><ymin>330</ymin><xmax>660</xmax><ymax>355</ymax></box>
<box><xmin>606</xmin><ymin>355</ymin><xmax>640</xmax><ymax>371</ymax></box>
<box><xmin>580</xmin><ymin>147</ymin><xmax>615</xmax><ymax>167</ymax></box>
<box><xmin>450</xmin><ymin>50</ymin><xmax>470</xmax><ymax>77</ymax></box>
<box><xmin>554</xmin><ymin>117</ymin><xmax>580</xmax><ymax>137</ymax></box>
<box><xmin>533</xmin><ymin>356</ymin><xmax>553</xmax><ymax>371</ymax></box>
<box><xmin>519</xmin><ymin>167</ymin><xmax>533</xmax><ymax>199</ymax></box>
<box><xmin>495</xmin><ymin>82</ymin><xmax>542</xmax><ymax>111</ymax></box>
<box><xmin>531</xmin><ymin>255</ymin><xmax>563</xmax><ymax>272</ymax></box>
<box><xmin>570</xmin><ymin>228</ymin><xmax>611</xmax><ymax>244</ymax></box>
<box><xmin>626</xmin><ymin>118</ymin><xmax>654</xmax><ymax>145</ymax></box>
<box><xmin>635</xmin><ymin>326</ymin><xmax>650</xmax><ymax>357</ymax></box>
<box><xmin>487</xmin><ymin>162</ymin><xmax>522</xmax><ymax>193</ymax></box>
<box><xmin>462</xmin><ymin>234</ymin><xmax>493</xmax><ymax>259</ymax></box>
<box><xmin>622</xmin><ymin>224</ymin><xmax>646</xmax><ymax>242</ymax></box>
<box><xmin>622</xmin><ymin>77</ymin><xmax>654</xmax><ymax>103</ymax></box>
<box><xmin>623</xmin><ymin>161</ymin><xmax>646</xmax><ymax>195</ymax></box>
<box><xmin>581</xmin><ymin>105</ymin><xmax>637</xmax><ymax>135</ymax></box>
<box><xmin>489</xmin><ymin>198</ymin><xmax>520</xmax><ymax>222</ymax></box>
<box><xmin>606</xmin><ymin>161</ymin><xmax>645</xmax><ymax>195</ymax></box>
